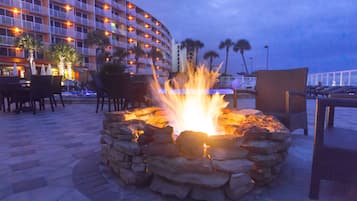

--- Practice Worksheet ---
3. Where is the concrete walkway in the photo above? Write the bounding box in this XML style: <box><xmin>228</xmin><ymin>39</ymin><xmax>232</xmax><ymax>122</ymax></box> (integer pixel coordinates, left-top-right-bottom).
<box><xmin>0</xmin><ymin>99</ymin><xmax>356</xmax><ymax>201</ymax></box>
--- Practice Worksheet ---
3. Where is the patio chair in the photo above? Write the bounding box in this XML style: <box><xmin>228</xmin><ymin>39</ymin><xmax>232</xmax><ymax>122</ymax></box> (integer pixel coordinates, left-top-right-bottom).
<box><xmin>234</xmin><ymin>67</ymin><xmax>308</xmax><ymax>135</ymax></box>
<box><xmin>30</xmin><ymin>75</ymin><xmax>55</xmax><ymax>114</ymax></box>
<box><xmin>52</xmin><ymin>75</ymin><xmax>65</xmax><ymax>107</ymax></box>
<box><xmin>0</xmin><ymin>76</ymin><xmax>20</xmax><ymax>112</ymax></box>
<box><xmin>309</xmin><ymin>95</ymin><xmax>357</xmax><ymax>199</ymax></box>
<box><xmin>91</xmin><ymin>73</ymin><xmax>107</xmax><ymax>113</ymax></box>
<box><xmin>103</xmin><ymin>74</ymin><xmax>133</xmax><ymax>111</ymax></box>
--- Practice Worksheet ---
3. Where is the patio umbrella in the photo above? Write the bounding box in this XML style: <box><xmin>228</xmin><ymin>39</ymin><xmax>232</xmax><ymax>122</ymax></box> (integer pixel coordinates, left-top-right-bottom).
<box><xmin>47</xmin><ymin>64</ymin><xmax>52</xmax><ymax>75</ymax></box>
<box><xmin>12</xmin><ymin>63</ymin><xmax>18</xmax><ymax>76</ymax></box>
<box><xmin>41</xmin><ymin>64</ymin><xmax>46</xmax><ymax>75</ymax></box>
<box><xmin>31</xmin><ymin>61</ymin><xmax>37</xmax><ymax>75</ymax></box>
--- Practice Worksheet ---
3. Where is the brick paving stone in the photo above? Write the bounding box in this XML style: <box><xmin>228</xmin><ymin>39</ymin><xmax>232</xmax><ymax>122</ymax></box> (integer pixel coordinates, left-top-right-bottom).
<box><xmin>12</xmin><ymin>177</ymin><xmax>47</xmax><ymax>193</ymax></box>
<box><xmin>63</xmin><ymin>142</ymin><xmax>84</xmax><ymax>148</ymax></box>
<box><xmin>10</xmin><ymin>140</ymin><xmax>32</xmax><ymax>148</ymax></box>
<box><xmin>10</xmin><ymin>149</ymin><xmax>36</xmax><ymax>157</ymax></box>
<box><xmin>10</xmin><ymin>160</ymin><xmax>39</xmax><ymax>171</ymax></box>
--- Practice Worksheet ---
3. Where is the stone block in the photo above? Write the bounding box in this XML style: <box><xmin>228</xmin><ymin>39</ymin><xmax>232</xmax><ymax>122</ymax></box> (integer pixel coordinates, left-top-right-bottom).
<box><xmin>150</xmin><ymin>176</ymin><xmax>191</xmax><ymax>199</ymax></box>
<box><xmin>207</xmin><ymin>147</ymin><xmax>248</xmax><ymax>160</ymax></box>
<box><xmin>212</xmin><ymin>159</ymin><xmax>253</xmax><ymax>174</ymax></box>
<box><xmin>225</xmin><ymin>173</ymin><xmax>254</xmax><ymax>200</ymax></box>
<box><xmin>113</xmin><ymin>141</ymin><xmax>140</xmax><ymax>156</ymax></box>
<box><xmin>176</xmin><ymin>131</ymin><xmax>207</xmax><ymax>159</ymax></box>
<box><xmin>142</xmin><ymin>144</ymin><xmax>180</xmax><ymax>157</ymax></box>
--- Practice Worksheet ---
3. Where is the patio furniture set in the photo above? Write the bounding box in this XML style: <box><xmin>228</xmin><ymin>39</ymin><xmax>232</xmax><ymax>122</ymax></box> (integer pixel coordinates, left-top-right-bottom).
<box><xmin>0</xmin><ymin>75</ymin><xmax>65</xmax><ymax>114</ymax></box>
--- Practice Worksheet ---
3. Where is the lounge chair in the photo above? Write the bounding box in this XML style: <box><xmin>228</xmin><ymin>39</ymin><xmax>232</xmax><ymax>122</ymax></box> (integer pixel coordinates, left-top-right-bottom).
<box><xmin>234</xmin><ymin>67</ymin><xmax>308</xmax><ymax>135</ymax></box>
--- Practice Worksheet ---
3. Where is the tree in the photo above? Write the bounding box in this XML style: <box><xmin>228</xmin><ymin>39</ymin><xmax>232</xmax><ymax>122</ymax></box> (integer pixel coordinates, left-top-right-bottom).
<box><xmin>14</xmin><ymin>33</ymin><xmax>43</xmax><ymax>76</ymax></box>
<box><xmin>193</xmin><ymin>40</ymin><xmax>204</xmax><ymax>66</ymax></box>
<box><xmin>130</xmin><ymin>44</ymin><xmax>145</xmax><ymax>73</ymax></box>
<box><xmin>112</xmin><ymin>47</ymin><xmax>128</xmax><ymax>64</ymax></box>
<box><xmin>219</xmin><ymin>38</ymin><xmax>233</xmax><ymax>75</ymax></box>
<box><xmin>47</xmin><ymin>43</ymin><xmax>81</xmax><ymax>80</ymax></box>
<box><xmin>148</xmin><ymin>48</ymin><xmax>164</xmax><ymax>68</ymax></box>
<box><xmin>203</xmin><ymin>50</ymin><xmax>219</xmax><ymax>71</ymax></box>
<box><xmin>85</xmin><ymin>30</ymin><xmax>110</xmax><ymax>71</ymax></box>
<box><xmin>233</xmin><ymin>39</ymin><xmax>251</xmax><ymax>75</ymax></box>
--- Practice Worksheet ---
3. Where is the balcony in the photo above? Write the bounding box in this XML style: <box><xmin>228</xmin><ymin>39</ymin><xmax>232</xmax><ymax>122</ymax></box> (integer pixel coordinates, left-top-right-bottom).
<box><xmin>95</xmin><ymin>8</ymin><xmax>110</xmax><ymax>17</ymax></box>
<box><xmin>112</xmin><ymin>15</ymin><xmax>126</xmax><ymax>23</ymax></box>
<box><xmin>95</xmin><ymin>22</ymin><xmax>107</xmax><ymax>30</ymax></box>
<box><xmin>112</xmin><ymin>1</ymin><xmax>125</xmax><ymax>11</ymax></box>
<box><xmin>0</xmin><ymin>0</ymin><xmax>20</xmax><ymax>7</ymax></box>
<box><xmin>22</xmin><ymin>1</ymin><xmax>43</xmax><ymax>13</ymax></box>
<box><xmin>51</xmin><ymin>27</ymin><xmax>67</xmax><ymax>35</ymax></box>
<box><xmin>23</xmin><ymin>21</ymin><xmax>48</xmax><ymax>32</ymax></box>
<box><xmin>0</xmin><ymin>35</ymin><xmax>14</xmax><ymax>45</ymax></box>
<box><xmin>0</xmin><ymin>16</ymin><xmax>21</xmax><ymax>27</ymax></box>
<box><xmin>75</xmin><ymin>16</ymin><xmax>91</xmax><ymax>26</ymax></box>
<box><xmin>75</xmin><ymin>32</ymin><xmax>86</xmax><ymax>39</ymax></box>
<box><xmin>76</xmin><ymin>47</ymin><xmax>95</xmax><ymax>56</ymax></box>
<box><xmin>75</xmin><ymin>1</ymin><xmax>88</xmax><ymax>10</ymax></box>
<box><xmin>50</xmin><ymin>9</ymin><xmax>67</xmax><ymax>19</ymax></box>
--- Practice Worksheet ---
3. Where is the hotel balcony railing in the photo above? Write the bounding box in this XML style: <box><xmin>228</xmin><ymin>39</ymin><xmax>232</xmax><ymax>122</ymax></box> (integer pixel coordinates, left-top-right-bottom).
<box><xmin>74</xmin><ymin>1</ymin><xmax>88</xmax><ymax>10</ymax></box>
<box><xmin>112</xmin><ymin>15</ymin><xmax>126</xmax><ymax>23</ymax></box>
<box><xmin>137</xmin><ymin>35</ymin><xmax>150</xmax><ymax>43</ymax></box>
<box><xmin>0</xmin><ymin>35</ymin><xmax>14</xmax><ymax>45</ymax></box>
<box><xmin>50</xmin><ymin>27</ymin><xmax>68</xmax><ymax>35</ymax></box>
<box><xmin>76</xmin><ymin>47</ymin><xmax>95</xmax><ymax>56</ymax></box>
<box><xmin>0</xmin><ymin>0</ymin><xmax>20</xmax><ymax>6</ymax></box>
<box><xmin>75</xmin><ymin>32</ymin><xmax>86</xmax><ymax>39</ymax></box>
<box><xmin>22</xmin><ymin>1</ymin><xmax>43</xmax><ymax>13</ymax></box>
<box><xmin>0</xmin><ymin>16</ymin><xmax>21</xmax><ymax>27</ymax></box>
<box><xmin>75</xmin><ymin>16</ymin><xmax>91</xmax><ymax>26</ymax></box>
<box><xmin>50</xmin><ymin>9</ymin><xmax>67</xmax><ymax>19</ymax></box>
<box><xmin>136</xmin><ymin>14</ymin><xmax>150</xmax><ymax>23</ymax></box>
<box><xmin>112</xmin><ymin>1</ymin><xmax>126</xmax><ymax>11</ymax></box>
<box><xmin>127</xmin><ymin>19</ymin><xmax>136</xmax><ymax>26</ymax></box>
<box><xmin>95</xmin><ymin>22</ymin><xmax>109</xmax><ymax>30</ymax></box>
<box><xmin>95</xmin><ymin>8</ymin><xmax>111</xmax><ymax>17</ymax></box>
<box><xmin>23</xmin><ymin>21</ymin><xmax>48</xmax><ymax>33</ymax></box>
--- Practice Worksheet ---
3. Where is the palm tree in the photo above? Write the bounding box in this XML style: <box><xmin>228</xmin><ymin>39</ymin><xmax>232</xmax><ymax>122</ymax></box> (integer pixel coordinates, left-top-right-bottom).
<box><xmin>203</xmin><ymin>51</ymin><xmax>219</xmax><ymax>71</ymax></box>
<box><xmin>112</xmin><ymin>47</ymin><xmax>128</xmax><ymax>64</ymax></box>
<box><xmin>14</xmin><ymin>33</ymin><xmax>43</xmax><ymax>76</ymax></box>
<box><xmin>148</xmin><ymin>48</ymin><xmax>164</xmax><ymax>68</ymax></box>
<box><xmin>47</xmin><ymin>43</ymin><xmax>81</xmax><ymax>80</ymax></box>
<box><xmin>85</xmin><ymin>30</ymin><xmax>110</xmax><ymax>71</ymax></box>
<box><xmin>193</xmin><ymin>40</ymin><xmax>204</xmax><ymax>66</ymax></box>
<box><xmin>180</xmin><ymin>38</ymin><xmax>195</xmax><ymax>65</ymax></box>
<box><xmin>130</xmin><ymin>45</ymin><xmax>145</xmax><ymax>73</ymax></box>
<box><xmin>233</xmin><ymin>39</ymin><xmax>251</xmax><ymax>75</ymax></box>
<box><xmin>219</xmin><ymin>38</ymin><xmax>233</xmax><ymax>75</ymax></box>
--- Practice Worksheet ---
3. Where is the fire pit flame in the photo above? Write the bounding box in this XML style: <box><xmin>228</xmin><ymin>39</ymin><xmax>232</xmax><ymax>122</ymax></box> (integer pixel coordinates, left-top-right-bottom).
<box><xmin>150</xmin><ymin>64</ymin><xmax>228</xmax><ymax>135</ymax></box>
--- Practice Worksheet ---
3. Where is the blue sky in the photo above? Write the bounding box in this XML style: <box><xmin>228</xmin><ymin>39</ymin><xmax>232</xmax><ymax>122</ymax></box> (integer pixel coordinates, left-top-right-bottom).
<box><xmin>131</xmin><ymin>0</ymin><xmax>357</xmax><ymax>73</ymax></box>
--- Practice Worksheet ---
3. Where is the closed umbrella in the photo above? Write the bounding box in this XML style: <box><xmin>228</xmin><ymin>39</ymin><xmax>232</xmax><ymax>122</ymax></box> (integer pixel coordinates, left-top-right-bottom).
<box><xmin>12</xmin><ymin>63</ymin><xmax>18</xmax><ymax>76</ymax></box>
<box><xmin>41</xmin><ymin>64</ymin><xmax>46</xmax><ymax>75</ymax></box>
<box><xmin>47</xmin><ymin>64</ymin><xmax>52</xmax><ymax>75</ymax></box>
<box><xmin>31</xmin><ymin>61</ymin><xmax>37</xmax><ymax>75</ymax></box>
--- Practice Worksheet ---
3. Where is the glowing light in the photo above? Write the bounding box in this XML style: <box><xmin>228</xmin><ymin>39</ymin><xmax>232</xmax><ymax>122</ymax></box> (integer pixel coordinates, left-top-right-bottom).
<box><xmin>144</xmin><ymin>14</ymin><xmax>150</xmax><ymax>18</ymax></box>
<box><xmin>156</xmin><ymin>39</ymin><xmax>160</xmax><ymax>43</ymax></box>
<box><xmin>129</xmin><ymin>60</ymin><xmax>134</xmax><ymax>65</ymax></box>
<box><xmin>127</xmin><ymin>3</ymin><xmax>134</xmax><ymax>9</ymax></box>
<box><xmin>104</xmin><ymin>31</ymin><xmax>110</xmax><ymax>36</ymax></box>
<box><xmin>128</xmin><ymin>15</ymin><xmax>134</xmax><ymax>20</ymax></box>
<box><xmin>156</xmin><ymin>30</ymin><xmax>161</xmax><ymax>35</ymax></box>
<box><xmin>15</xmin><ymin>47</ymin><xmax>21</xmax><ymax>51</ymax></box>
<box><xmin>65</xmin><ymin>5</ymin><xmax>71</xmax><ymax>11</ymax></box>
<box><xmin>150</xmin><ymin>64</ymin><xmax>228</xmax><ymax>135</ymax></box>
<box><xmin>66</xmin><ymin>37</ymin><xmax>73</xmax><ymax>42</ymax></box>
<box><xmin>144</xmin><ymin>34</ymin><xmax>150</xmax><ymax>38</ymax></box>
<box><xmin>13</xmin><ymin>27</ymin><xmax>21</xmax><ymax>33</ymax></box>
<box><xmin>104</xmin><ymin>18</ymin><xmax>109</xmax><ymax>23</ymax></box>
<box><xmin>66</xmin><ymin>21</ymin><xmax>72</xmax><ymax>26</ymax></box>
<box><xmin>13</xmin><ymin>8</ymin><xmax>19</xmax><ymax>14</ymax></box>
<box><xmin>128</xmin><ymin>26</ymin><xmax>134</xmax><ymax>32</ymax></box>
<box><xmin>145</xmin><ymin>44</ymin><xmax>150</xmax><ymax>48</ymax></box>
<box><xmin>155</xmin><ymin>21</ymin><xmax>160</xmax><ymax>26</ymax></box>
<box><xmin>103</xmin><ymin>4</ymin><xmax>110</xmax><ymax>10</ymax></box>
<box><xmin>128</xmin><ymin>38</ymin><xmax>134</xmax><ymax>43</ymax></box>
<box><xmin>144</xmin><ymin>24</ymin><xmax>150</xmax><ymax>28</ymax></box>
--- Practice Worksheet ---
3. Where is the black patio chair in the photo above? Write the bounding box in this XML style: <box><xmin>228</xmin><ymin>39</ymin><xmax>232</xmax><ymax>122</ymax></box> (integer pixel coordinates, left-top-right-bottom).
<box><xmin>30</xmin><ymin>75</ymin><xmax>55</xmax><ymax>114</ymax></box>
<box><xmin>91</xmin><ymin>73</ymin><xmax>108</xmax><ymax>113</ymax></box>
<box><xmin>234</xmin><ymin>67</ymin><xmax>308</xmax><ymax>135</ymax></box>
<box><xmin>52</xmin><ymin>75</ymin><xmax>65</xmax><ymax>107</ymax></box>
<box><xmin>309</xmin><ymin>95</ymin><xmax>357</xmax><ymax>199</ymax></box>
<box><xmin>103</xmin><ymin>74</ymin><xmax>133</xmax><ymax>112</ymax></box>
<box><xmin>0</xmin><ymin>76</ymin><xmax>20</xmax><ymax>112</ymax></box>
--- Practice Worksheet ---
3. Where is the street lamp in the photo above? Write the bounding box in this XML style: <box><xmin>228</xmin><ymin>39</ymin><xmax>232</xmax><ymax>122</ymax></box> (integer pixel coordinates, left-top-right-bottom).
<box><xmin>264</xmin><ymin>45</ymin><xmax>269</xmax><ymax>70</ymax></box>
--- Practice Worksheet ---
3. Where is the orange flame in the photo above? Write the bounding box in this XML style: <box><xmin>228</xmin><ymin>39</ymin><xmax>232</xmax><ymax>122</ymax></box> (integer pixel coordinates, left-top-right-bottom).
<box><xmin>150</xmin><ymin>64</ymin><xmax>228</xmax><ymax>135</ymax></box>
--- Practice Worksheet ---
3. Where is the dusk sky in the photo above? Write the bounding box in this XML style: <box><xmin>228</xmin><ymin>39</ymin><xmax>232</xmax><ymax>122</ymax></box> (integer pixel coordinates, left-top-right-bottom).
<box><xmin>131</xmin><ymin>0</ymin><xmax>357</xmax><ymax>74</ymax></box>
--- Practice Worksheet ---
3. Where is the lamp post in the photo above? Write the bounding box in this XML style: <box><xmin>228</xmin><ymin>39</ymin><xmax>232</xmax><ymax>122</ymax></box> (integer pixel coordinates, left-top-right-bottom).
<box><xmin>264</xmin><ymin>45</ymin><xmax>269</xmax><ymax>70</ymax></box>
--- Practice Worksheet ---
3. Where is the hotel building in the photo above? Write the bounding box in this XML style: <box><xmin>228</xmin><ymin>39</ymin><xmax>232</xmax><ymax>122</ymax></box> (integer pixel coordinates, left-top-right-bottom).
<box><xmin>0</xmin><ymin>0</ymin><xmax>172</xmax><ymax>80</ymax></box>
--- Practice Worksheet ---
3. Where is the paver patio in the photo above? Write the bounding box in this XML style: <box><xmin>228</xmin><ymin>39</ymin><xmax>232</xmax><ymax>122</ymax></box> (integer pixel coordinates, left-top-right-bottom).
<box><xmin>0</xmin><ymin>99</ymin><xmax>356</xmax><ymax>201</ymax></box>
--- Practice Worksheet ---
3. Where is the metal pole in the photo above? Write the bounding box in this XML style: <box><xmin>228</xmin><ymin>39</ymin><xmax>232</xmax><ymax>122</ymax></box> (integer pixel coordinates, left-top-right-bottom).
<box><xmin>264</xmin><ymin>45</ymin><xmax>269</xmax><ymax>70</ymax></box>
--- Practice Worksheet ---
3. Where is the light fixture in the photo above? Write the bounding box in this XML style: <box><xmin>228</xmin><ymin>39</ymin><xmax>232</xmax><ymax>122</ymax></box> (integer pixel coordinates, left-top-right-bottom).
<box><xmin>128</xmin><ymin>15</ymin><xmax>134</xmax><ymax>20</ymax></box>
<box><xmin>13</xmin><ymin>8</ymin><xmax>19</xmax><ymax>14</ymax></box>
<box><xmin>66</xmin><ymin>21</ymin><xmax>72</xmax><ymax>26</ymax></box>
<box><xmin>103</xmin><ymin>4</ymin><xmax>110</xmax><ymax>10</ymax></box>
<box><xmin>128</xmin><ymin>26</ymin><xmax>134</xmax><ymax>32</ymax></box>
<box><xmin>127</xmin><ymin>3</ymin><xmax>134</xmax><ymax>9</ymax></box>
<box><xmin>13</xmin><ymin>27</ymin><xmax>21</xmax><ymax>33</ymax></box>
<box><xmin>65</xmin><ymin>5</ymin><xmax>71</xmax><ymax>11</ymax></box>
<box><xmin>128</xmin><ymin>38</ymin><xmax>134</xmax><ymax>43</ymax></box>
<box><xmin>66</xmin><ymin>37</ymin><xmax>73</xmax><ymax>42</ymax></box>
<box><xmin>104</xmin><ymin>31</ymin><xmax>110</xmax><ymax>36</ymax></box>
<box><xmin>144</xmin><ymin>14</ymin><xmax>150</xmax><ymax>18</ymax></box>
<box><xmin>104</xmin><ymin>18</ymin><xmax>110</xmax><ymax>23</ymax></box>
<box><xmin>144</xmin><ymin>24</ymin><xmax>150</xmax><ymax>28</ymax></box>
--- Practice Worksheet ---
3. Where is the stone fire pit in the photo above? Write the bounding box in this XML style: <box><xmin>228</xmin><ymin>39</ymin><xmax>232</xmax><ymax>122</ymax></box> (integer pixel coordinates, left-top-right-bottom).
<box><xmin>101</xmin><ymin>107</ymin><xmax>292</xmax><ymax>201</ymax></box>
